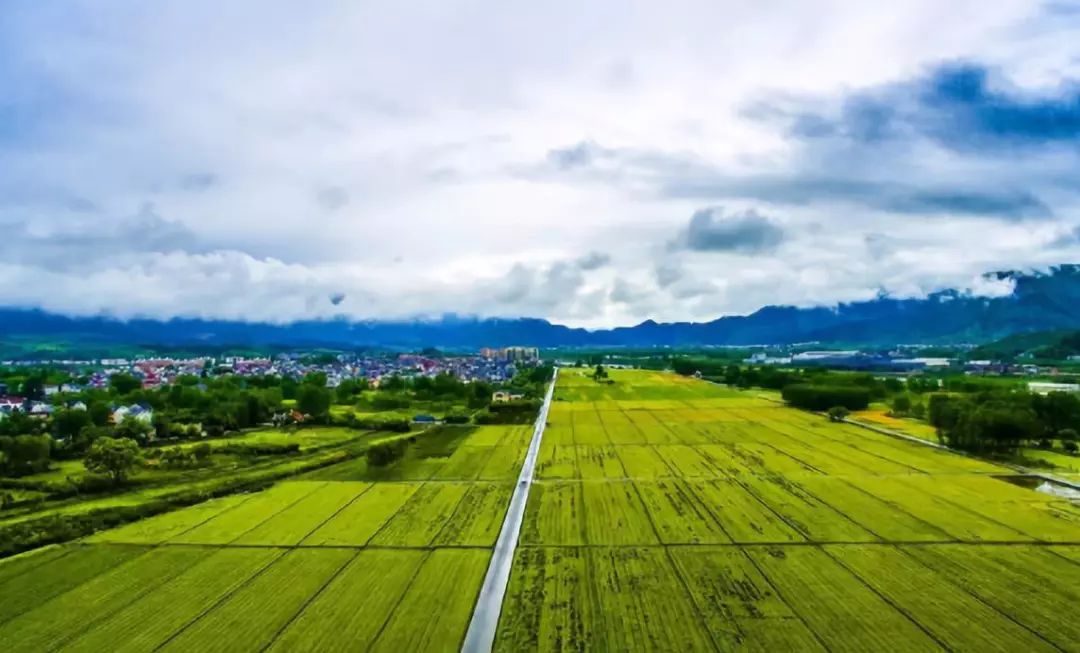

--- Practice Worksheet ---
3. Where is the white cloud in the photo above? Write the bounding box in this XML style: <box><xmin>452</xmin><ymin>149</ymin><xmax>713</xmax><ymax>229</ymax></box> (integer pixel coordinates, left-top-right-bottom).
<box><xmin>0</xmin><ymin>1</ymin><xmax>1077</xmax><ymax>327</ymax></box>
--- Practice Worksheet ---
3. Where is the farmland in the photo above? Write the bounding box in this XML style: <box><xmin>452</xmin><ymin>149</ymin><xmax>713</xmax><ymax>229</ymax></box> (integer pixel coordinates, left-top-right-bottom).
<box><xmin>2</xmin><ymin>369</ymin><xmax>1078</xmax><ymax>651</ymax></box>
<box><xmin>0</xmin><ymin>424</ymin><xmax>530</xmax><ymax>652</ymax></box>
<box><xmin>495</xmin><ymin>369</ymin><xmax>1080</xmax><ymax>652</ymax></box>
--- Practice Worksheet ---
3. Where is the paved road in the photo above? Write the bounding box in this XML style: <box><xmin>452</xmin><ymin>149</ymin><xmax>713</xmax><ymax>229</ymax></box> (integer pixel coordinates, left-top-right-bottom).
<box><xmin>461</xmin><ymin>369</ymin><xmax>558</xmax><ymax>653</ymax></box>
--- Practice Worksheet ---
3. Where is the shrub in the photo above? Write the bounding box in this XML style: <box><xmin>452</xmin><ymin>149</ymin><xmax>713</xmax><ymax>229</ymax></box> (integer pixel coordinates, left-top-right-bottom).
<box><xmin>890</xmin><ymin>395</ymin><xmax>912</xmax><ymax>415</ymax></box>
<box><xmin>827</xmin><ymin>406</ymin><xmax>850</xmax><ymax>422</ymax></box>
<box><xmin>191</xmin><ymin>442</ymin><xmax>212</xmax><ymax>462</ymax></box>
<box><xmin>354</xmin><ymin>418</ymin><xmax>411</xmax><ymax>433</ymax></box>
<box><xmin>1064</xmin><ymin>441</ymin><xmax>1078</xmax><ymax>454</ymax></box>
<box><xmin>442</xmin><ymin>412</ymin><xmax>471</xmax><ymax>424</ymax></box>
<box><xmin>780</xmin><ymin>384</ymin><xmax>870</xmax><ymax>411</ymax></box>
<box><xmin>366</xmin><ymin>440</ymin><xmax>408</xmax><ymax>467</ymax></box>
<box><xmin>218</xmin><ymin>442</ymin><xmax>300</xmax><ymax>456</ymax></box>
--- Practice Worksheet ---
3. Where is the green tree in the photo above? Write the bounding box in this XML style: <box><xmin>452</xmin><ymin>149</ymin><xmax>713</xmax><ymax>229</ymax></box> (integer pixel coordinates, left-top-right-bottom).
<box><xmin>108</xmin><ymin>373</ymin><xmax>142</xmax><ymax>395</ymax></box>
<box><xmin>0</xmin><ymin>434</ymin><xmax>51</xmax><ymax>476</ymax></box>
<box><xmin>296</xmin><ymin>384</ymin><xmax>331</xmax><ymax>419</ymax></box>
<box><xmin>891</xmin><ymin>395</ymin><xmax>912</xmax><ymax>415</ymax></box>
<box><xmin>84</xmin><ymin>437</ymin><xmax>141</xmax><ymax>485</ymax></box>
<box><xmin>115</xmin><ymin>418</ymin><xmax>154</xmax><ymax>443</ymax></box>
<box><xmin>88</xmin><ymin>401</ymin><xmax>112</xmax><ymax>427</ymax></box>
<box><xmin>53</xmin><ymin>408</ymin><xmax>91</xmax><ymax>440</ymax></box>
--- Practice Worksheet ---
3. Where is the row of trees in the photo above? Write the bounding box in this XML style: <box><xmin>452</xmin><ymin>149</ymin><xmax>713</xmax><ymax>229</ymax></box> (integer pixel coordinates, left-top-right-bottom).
<box><xmin>928</xmin><ymin>391</ymin><xmax>1080</xmax><ymax>454</ymax></box>
<box><xmin>780</xmin><ymin>384</ymin><xmax>871</xmax><ymax>411</ymax></box>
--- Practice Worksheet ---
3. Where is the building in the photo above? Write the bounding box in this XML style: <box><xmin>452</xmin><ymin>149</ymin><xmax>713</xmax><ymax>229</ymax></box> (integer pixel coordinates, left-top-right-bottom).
<box><xmin>492</xmin><ymin>391</ymin><xmax>525</xmax><ymax>403</ymax></box>
<box><xmin>503</xmin><ymin>347</ymin><xmax>539</xmax><ymax>362</ymax></box>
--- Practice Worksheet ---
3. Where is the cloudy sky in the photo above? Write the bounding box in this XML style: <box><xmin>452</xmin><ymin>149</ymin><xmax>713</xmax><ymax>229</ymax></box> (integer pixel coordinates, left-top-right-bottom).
<box><xmin>2</xmin><ymin>1</ymin><xmax>1079</xmax><ymax>327</ymax></box>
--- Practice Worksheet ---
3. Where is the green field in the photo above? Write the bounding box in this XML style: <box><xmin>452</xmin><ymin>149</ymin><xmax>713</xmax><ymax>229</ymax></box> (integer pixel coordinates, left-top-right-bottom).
<box><xmin>0</xmin><ymin>424</ymin><xmax>531</xmax><ymax>652</ymax></box>
<box><xmin>3</xmin><ymin>370</ymin><xmax>1078</xmax><ymax>651</ymax></box>
<box><xmin>496</xmin><ymin>368</ymin><xmax>1080</xmax><ymax>652</ymax></box>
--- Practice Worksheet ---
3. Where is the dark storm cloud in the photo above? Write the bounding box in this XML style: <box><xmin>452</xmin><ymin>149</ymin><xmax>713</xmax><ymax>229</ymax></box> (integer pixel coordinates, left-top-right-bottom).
<box><xmin>670</xmin><ymin>208</ymin><xmax>784</xmax><ymax>254</ymax></box>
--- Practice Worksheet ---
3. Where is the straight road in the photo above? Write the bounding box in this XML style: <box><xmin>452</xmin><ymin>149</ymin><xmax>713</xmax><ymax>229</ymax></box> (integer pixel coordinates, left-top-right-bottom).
<box><xmin>461</xmin><ymin>368</ymin><xmax>558</xmax><ymax>653</ymax></box>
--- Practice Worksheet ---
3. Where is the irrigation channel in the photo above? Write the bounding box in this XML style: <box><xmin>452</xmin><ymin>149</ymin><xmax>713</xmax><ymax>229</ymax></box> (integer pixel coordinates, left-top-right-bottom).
<box><xmin>461</xmin><ymin>368</ymin><xmax>558</xmax><ymax>653</ymax></box>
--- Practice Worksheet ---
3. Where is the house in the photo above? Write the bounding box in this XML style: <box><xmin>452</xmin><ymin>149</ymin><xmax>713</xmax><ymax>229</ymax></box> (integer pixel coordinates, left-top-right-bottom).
<box><xmin>492</xmin><ymin>391</ymin><xmax>525</xmax><ymax>403</ymax></box>
<box><xmin>29</xmin><ymin>402</ymin><xmax>54</xmax><ymax>417</ymax></box>
<box><xmin>0</xmin><ymin>396</ymin><xmax>25</xmax><ymax>413</ymax></box>
<box><xmin>113</xmin><ymin>404</ymin><xmax>154</xmax><ymax>424</ymax></box>
<box><xmin>412</xmin><ymin>414</ymin><xmax>437</xmax><ymax>424</ymax></box>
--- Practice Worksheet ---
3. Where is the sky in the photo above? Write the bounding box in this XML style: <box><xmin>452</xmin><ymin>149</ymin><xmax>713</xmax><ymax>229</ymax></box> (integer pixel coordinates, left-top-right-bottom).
<box><xmin>1</xmin><ymin>1</ymin><xmax>1079</xmax><ymax>328</ymax></box>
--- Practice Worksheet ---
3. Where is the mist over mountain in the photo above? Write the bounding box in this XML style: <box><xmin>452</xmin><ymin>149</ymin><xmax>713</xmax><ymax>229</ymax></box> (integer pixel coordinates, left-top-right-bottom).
<box><xmin>3</xmin><ymin>266</ymin><xmax>1080</xmax><ymax>353</ymax></box>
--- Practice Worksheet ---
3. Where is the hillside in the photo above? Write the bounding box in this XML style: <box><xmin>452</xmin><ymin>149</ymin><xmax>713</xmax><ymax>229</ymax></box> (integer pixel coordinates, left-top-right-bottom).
<box><xmin>2</xmin><ymin>266</ymin><xmax>1080</xmax><ymax>354</ymax></box>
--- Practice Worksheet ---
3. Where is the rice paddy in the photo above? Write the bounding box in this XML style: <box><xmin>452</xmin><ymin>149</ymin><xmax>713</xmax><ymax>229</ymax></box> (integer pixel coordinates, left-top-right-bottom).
<box><xmin>494</xmin><ymin>368</ymin><xmax>1080</xmax><ymax>652</ymax></box>
<box><xmin>3</xmin><ymin>370</ymin><xmax>1078</xmax><ymax>651</ymax></box>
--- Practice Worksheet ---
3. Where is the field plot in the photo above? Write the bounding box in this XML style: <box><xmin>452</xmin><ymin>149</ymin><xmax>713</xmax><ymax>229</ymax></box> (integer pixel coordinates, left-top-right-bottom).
<box><xmin>4</xmin><ymin>419</ymin><xmax>538</xmax><ymax>652</ymax></box>
<box><xmin>171</xmin><ymin>482</ymin><xmax>324</xmax><ymax>545</ymax></box>
<box><xmin>1</xmin><ymin>546</ymin><xmax>209</xmax><ymax>653</ymax></box>
<box><xmin>369</xmin><ymin>548</ymin><xmax>489</xmax><ymax>653</ymax></box>
<box><xmin>368</xmin><ymin>482</ymin><xmax>469</xmax><ymax>547</ymax></box>
<box><xmin>268</xmin><ymin>549</ymin><xmax>428</xmax><ymax>653</ymax></box>
<box><xmin>494</xmin><ymin>547</ymin><xmax>596</xmax><ymax>652</ymax></box>
<box><xmin>433</xmin><ymin>482</ymin><xmax>513</xmax><ymax>546</ymax></box>
<box><xmin>520</xmin><ymin>481</ymin><xmax>585</xmax><ymax>545</ymax></box>
<box><xmin>64</xmin><ymin>547</ymin><xmax>284</xmax><ymax>653</ymax></box>
<box><xmin>581</xmin><ymin>480</ymin><xmax>659</xmax><ymax>545</ymax></box>
<box><xmin>497</xmin><ymin>368</ymin><xmax>1080</xmax><ymax>652</ymax></box>
<box><xmin>160</xmin><ymin>548</ymin><xmax>355</xmax><ymax>653</ymax></box>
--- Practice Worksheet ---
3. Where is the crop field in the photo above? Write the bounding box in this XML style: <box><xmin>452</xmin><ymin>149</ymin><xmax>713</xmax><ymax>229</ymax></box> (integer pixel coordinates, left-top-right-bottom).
<box><xmin>497</xmin><ymin>368</ymin><xmax>1080</xmax><ymax>651</ymax></box>
<box><xmin>5</xmin><ymin>370</ymin><xmax>1079</xmax><ymax>652</ymax></box>
<box><xmin>0</xmin><ymin>424</ymin><xmax>530</xmax><ymax>652</ymax></box>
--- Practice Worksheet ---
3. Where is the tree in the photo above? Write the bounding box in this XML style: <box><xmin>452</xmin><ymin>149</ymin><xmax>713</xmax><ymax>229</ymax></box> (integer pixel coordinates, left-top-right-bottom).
<box><xmin>88</xmin><ymin>401</ymin><xmax>112</xmax><ymax>427</ymax></box>
<box><xmin>593</xmin><ymin>365</ymin><xmax>608</xmax><ymax>381</ymax></box>
<box><xmin>927</xmin><ymin>394</ymin><xmax>960</xmax><ymax>432</ymax></box>
<box><xmin>296</xmin><ymin>384</ymin><xmax>331</xmax><ymax>420</ymax></box>
<box><xmin>20</xmin><ymin>373</ymin><xmax>46</xmax><ymax>401</ymax></box>
<box><xmin>0</xmin><ymin>434</ymin><xmax>51</xmax><ymax>476</ymax></box>
<box><xmin>53</xmin><ymin>408</ymin><xmax>91</xmax><ymax>440</ymax></box>
<box><xmin>84</xmin><ymin>437</ymin><xmax>141</xmax><ymax>485</ymax></box>
<box><xmin>890</xmin><ymin>395</ymin><xmax>912</xmax><ymax>415</ymax></box>
<box><xmin>301</xmin><ymin>371</ymin><xmax>328</xmax><ymax>388</ymax></box>
<box><xmin>109</xmin><ymin>373</ymin><xmax>142</xmax><ymax>395</ymax></box>
<box><xmin>827</xmin><ymin>406</ymin><xmax>850</xmax><ymax>422</ymax></box>
<box><xmin>114</xmin><ymin>418</ymin><xmax>154</xmax><ymax>443</ymax></box>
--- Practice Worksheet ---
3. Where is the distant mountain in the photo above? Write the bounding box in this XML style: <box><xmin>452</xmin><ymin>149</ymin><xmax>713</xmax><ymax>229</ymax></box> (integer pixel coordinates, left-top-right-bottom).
<box><xmin>3</xmin><ymin>265</ymin><xmax>1080</xmax><ymax>354</ymax></box>
<box><xmin>970</xmin><ymin>329</ymin><xmax>1080</xmax><ymax>360</ymax></box>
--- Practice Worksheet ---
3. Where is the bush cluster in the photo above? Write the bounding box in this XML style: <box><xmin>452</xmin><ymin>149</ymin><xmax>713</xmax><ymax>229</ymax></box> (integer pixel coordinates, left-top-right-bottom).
<box><xmin>781</xmin><ymin>384</ymin><xmax>871</xmax><ymax>411</ymax></box>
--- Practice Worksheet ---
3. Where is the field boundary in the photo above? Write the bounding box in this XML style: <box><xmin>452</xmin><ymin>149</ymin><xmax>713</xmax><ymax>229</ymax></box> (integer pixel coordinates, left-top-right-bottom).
<box><xmin>461</xmin><ymin>369</ymin><xmax>558</xmax><ymax>653</ymax></box>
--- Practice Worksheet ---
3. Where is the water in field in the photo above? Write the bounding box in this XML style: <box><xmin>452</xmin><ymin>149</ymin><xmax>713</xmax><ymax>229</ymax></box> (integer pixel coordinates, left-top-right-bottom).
<box><xmin>995</xmin><ymin>474</ymin><xmax>1080</xmax><ymax>500</ymax></box>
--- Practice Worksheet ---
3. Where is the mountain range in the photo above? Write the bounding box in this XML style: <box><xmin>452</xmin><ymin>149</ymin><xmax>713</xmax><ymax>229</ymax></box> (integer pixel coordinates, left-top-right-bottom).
<box><xmin>3</xmin><ymin>266</ymin><xmax>1080</xmax><ymax>354</ymax></box>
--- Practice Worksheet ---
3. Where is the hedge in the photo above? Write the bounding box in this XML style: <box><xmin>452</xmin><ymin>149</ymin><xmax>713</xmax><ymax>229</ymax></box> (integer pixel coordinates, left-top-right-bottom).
<box><xmin>780</xmin><ymin>384</ymin><xmax>870</xmax><ymax>411</ymax></box>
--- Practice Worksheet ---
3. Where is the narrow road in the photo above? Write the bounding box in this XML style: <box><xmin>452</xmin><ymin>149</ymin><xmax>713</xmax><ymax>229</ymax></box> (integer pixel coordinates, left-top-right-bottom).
<box><xmin>461</xmin><ymin>368</ymin><xmax>558</xmax><ymax>653</ymax></box>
